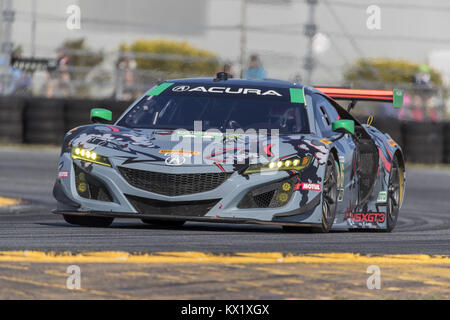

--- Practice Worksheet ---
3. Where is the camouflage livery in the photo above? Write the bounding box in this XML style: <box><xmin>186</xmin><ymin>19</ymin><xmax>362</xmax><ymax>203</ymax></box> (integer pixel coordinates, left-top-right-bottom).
<box><xmin>53</xmin><ymin>78</ymin><xmax>406</xmax><ymax>231</ymax></box>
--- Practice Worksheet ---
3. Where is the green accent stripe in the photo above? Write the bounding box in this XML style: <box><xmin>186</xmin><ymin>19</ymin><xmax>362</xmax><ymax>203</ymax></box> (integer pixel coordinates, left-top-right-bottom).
<box><xmin>290</xmin><ymin>88</ymin><xmax>305</xmax><ymax>103</ymax></box>
<box><xmin>393</xmin><ymin>89</ymin><xmax>404</xmax><ymax>109</ymax></box>
<box><xmin>146</xmin><ymin>82</ymin><xmax>174</xmax><ymax>96</ymax></box>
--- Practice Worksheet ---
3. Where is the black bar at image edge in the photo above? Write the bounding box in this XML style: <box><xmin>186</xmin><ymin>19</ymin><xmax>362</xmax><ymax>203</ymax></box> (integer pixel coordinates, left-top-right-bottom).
<box><xmin>0</xmin><ymin>300</ymin><xmax>447</xmax><ymax>318</ymax></box>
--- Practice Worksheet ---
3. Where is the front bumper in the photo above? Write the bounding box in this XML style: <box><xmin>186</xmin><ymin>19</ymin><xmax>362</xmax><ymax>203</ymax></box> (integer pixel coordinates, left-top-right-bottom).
<box><xmin>54</xmin><ymin>153</ymin><xmax>325</xmax><ymax>226</ymax></box>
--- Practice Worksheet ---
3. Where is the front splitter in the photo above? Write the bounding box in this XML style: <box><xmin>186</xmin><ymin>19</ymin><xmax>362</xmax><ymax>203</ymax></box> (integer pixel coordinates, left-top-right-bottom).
<box><xmin>52</xmin><ymin>209</ymin><xmax>318</xmax><ymax>227</ymax></box>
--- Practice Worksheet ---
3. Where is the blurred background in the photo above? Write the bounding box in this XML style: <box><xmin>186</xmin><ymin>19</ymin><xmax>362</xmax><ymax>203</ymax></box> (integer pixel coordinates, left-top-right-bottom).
<box><xmin>1</xmin><ymin>0</ymin><xmax>450</xmax><ymax>163</ymax></box>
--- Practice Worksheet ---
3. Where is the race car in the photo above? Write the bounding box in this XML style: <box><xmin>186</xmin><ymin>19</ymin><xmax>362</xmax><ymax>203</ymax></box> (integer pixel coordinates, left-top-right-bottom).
<box><xmin>53</xmin><ymin>72</ymin><xmax>406</xmax><ymax>232</ymax></box>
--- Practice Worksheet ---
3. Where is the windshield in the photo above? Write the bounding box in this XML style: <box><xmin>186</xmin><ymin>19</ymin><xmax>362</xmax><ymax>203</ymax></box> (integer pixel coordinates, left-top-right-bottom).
<box><xmin>117</xmin><ymin>85</ymin><xmax>309</xmax><ymax>134</ymax></box>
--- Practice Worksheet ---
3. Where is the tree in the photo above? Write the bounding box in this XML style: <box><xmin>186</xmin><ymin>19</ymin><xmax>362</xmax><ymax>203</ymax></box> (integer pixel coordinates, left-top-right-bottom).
<box><xmin>343</xmin><ymin>58</ymin><xmax>443</xmax><ymax>88</ymax></box>
<box><xmin>60</xmin><ymin>38</ymin><xmax>103</xmax><ymax>71</ymax></box>
<box><xmin>120</xmin><ymin>39</ymin><xmax>219</xmax><ymax>77</ymax></box>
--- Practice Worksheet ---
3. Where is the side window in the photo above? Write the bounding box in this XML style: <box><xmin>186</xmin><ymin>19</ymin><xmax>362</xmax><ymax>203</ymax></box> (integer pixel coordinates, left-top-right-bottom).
<box><xmin>312</xmin><ymin>94</ymin><xmax>339</xmax><ymax>136</ymax></box>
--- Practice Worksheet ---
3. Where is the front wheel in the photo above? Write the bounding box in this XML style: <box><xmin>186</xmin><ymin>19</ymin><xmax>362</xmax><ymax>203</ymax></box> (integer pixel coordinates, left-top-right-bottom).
<box><xmin>283</xmin><ymin>154</ymin><xmax>338</xmax><ymax>233</ymax></box>
<box><xmin>63</xmin><ymin>214</ymin><xmax>114</xmax><ymax>227</ymax></box>
<box><xmin>384</xmin><ymin>156</ymin><xmax>403</xmax><ymax>232</ymax></box>
<box><xmin>315</xmin><ymin>153</ymin><xmax>338</xmax><ymax>232</ymax></box>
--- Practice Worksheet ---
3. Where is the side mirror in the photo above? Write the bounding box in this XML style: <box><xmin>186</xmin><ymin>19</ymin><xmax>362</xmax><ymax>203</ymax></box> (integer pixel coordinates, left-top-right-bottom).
<box><xmin>90</xmin><ymin>108</ymin><xmax>112</xmax><ymax>124</ymax></box>
<box><xmin>332</xmin><ymin>119</ymin><xmax>355</xmax><ymax>135</ymax></box>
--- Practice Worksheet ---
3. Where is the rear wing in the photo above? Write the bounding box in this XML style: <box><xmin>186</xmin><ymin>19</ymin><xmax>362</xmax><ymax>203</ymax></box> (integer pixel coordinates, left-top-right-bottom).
<box><xmin>315</xmin><ymin>87</ymin><xmax>404</xmax><ymax>109</ymax></box>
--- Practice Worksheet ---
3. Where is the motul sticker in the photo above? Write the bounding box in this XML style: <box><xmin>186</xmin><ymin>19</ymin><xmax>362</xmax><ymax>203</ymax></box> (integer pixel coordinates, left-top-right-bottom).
<box><xmin>348</xmin><ymin>212</ymin><xmax>386</xmax><ymax>223</ymax></box>
<box><xmin>301</xmin><ymin>182</ymin><xmax>321</xmax><ymax>191</ymax></box>
<box><xmin>58</xmin><ymin>171</ymin><xmax>69</xmax><ymax>178</ymax></box>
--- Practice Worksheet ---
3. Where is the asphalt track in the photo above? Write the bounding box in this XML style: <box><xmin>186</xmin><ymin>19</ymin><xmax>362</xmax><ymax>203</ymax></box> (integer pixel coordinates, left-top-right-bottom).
<box><xmin>1</xmin><ymin>146</ymin><xmax>449</xmax><ymax>255</ymax></box>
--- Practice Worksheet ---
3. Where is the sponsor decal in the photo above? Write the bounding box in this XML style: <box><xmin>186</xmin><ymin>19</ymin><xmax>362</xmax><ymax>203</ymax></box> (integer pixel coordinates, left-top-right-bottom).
<box><xmin>338</xmin><ymin>156</ymin><xmax>345</xmax><ymax>201</ymax></box>
<box><xmin>159</xmin><ymin>149</ymin><xmax>200</xmax><ymax>155</ymax></box>
<box><xmin>298</xmin><ymin>139</ymin><xmax>328</xmax><ymax>165</ymax></box>
<box><xmin>320</xmin><ymin>138</ymin><xmax>332</xmax><ymax>145</ymax></box>
<box><xmin>301</xmin><ymin>182</ymin><xmax>321</xmax><ymax>191</ymax></box>
<box><xmin>171</xmin><ymin>85</ymin><xmax>190</xmax><ymax>92</ymax></box>
<box><xmin>176</xmin><ymin>131</ymin><xmax>224</xmax><ymax>139</ymax></box>
<box><xmin>338</xmin><ymin>189</ymin><xmax>344</xmax><ymax>202</ymax></box>
<box><xmin>153</xmin><ymin>130</ymin><xmax>173</xmax><ymax>135</ymax></box>
<box><xmin>377</xmin><ymin>191</ymin><xmax>387</xmax><ymax>203</ymax></box>
<box><xmin>348</xmin><ymin>212</ymin><xmax>386</xmax><ymax>223</ymax></box>
<box><xmin>58</xmin><ymin>171</ymin><xmax>69</xmax><ymax>178</ymax></box>
<box><xmin>387</xmin><ymin>139</ymin><xmax>397</xmax><ymax>147</ymax></box>
<box><xmin>165</xmin><ymin>155</ymin><xmax>186</xmax><ymax>166</ymax></box>
<box><xmin>171</xmin><ymin>85</ymin><xmax>282</xmax><ymax>96</ymax></box>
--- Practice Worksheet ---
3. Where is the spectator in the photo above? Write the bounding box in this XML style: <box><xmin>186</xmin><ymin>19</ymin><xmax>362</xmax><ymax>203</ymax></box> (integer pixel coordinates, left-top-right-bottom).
<box><xmin>115</xmin><ymin>52</ymin><xmax>137</xmax><ymax>100</ymax></box>
<box><xmin>46</xmin><ymin>47</ymin><xmax>72</xmax><ymax>97</ymax></box>
<box><xmin>243</xmin><ymin>54</ymin><xmax>267</xmax><ymax>80</ymax></box>
<box><xmin>7</xmin><ymin>46</ymin><xmax>32</xmax><ymax>95</ymax></box>
<box><xmin>410</xmin><ymin>64</ymin><xmax>437</xmax><ymax>122</ymax></box>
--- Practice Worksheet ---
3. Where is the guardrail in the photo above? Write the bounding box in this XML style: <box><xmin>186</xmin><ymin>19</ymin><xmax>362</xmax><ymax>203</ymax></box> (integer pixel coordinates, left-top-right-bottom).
<box><xmin>0</xmin><ymin>97</ymin><xmax>449</xmax><ymax>164</ymax></box>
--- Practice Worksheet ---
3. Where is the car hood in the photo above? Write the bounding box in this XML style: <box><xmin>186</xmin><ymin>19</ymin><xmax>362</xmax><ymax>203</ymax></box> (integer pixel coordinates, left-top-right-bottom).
<box><xmin>65</xmin><ymin>124</ymin><xmax>330</xmax><ymax>169</ymax></box>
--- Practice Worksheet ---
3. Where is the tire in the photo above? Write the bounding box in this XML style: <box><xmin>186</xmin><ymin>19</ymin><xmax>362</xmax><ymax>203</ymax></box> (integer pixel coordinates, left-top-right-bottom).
<box><xmin>315</xmin><ymin>153</ymin><xmax>339</xmax><ymax>232</ymax></box>
<box><xmin>283</xmin><ymin>154</ymin><xmax>338</xmax><ymax>233</ymax></box>
<box><xmin>63</xmin><ymin>214</ymin><xmax>114</xmax><ymax>227</ymax></box>
<box><xmin>384</xmin><ymin>156</ymin><xmax>403</xmax><ymax>232</ymax></box>
<box><xmin>141</xmin><ymin>219</ymin><xmax>185</xmax><ymax>227</ymax></box>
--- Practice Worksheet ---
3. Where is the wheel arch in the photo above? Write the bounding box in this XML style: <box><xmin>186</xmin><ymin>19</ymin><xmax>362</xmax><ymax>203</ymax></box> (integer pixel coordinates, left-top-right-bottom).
<box><xmin>328</xmin><ymin>146</ymin><xmax>340</xmax><ymax>182</ymax></box>
<box><xmin>393</xmin><ymin>148</ymin><xmax>405</xmax><ymax>172</ymax></box>
<box><xmin>329</xmin><ymin>147</ymin><xmax>339</xmax><ymax>163</ymax></box>
<box><xmin>393</xmin><ymin>148</ymin><xmax>406</xmax><ymax>208</ymax></box>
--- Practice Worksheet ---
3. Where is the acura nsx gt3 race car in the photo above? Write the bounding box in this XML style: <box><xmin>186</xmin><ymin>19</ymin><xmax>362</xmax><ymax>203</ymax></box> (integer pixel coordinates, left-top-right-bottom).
<box><xmin>53</xmin><ymin>73</ymin><xmax>406</xmax><ymax>232</ymax></box>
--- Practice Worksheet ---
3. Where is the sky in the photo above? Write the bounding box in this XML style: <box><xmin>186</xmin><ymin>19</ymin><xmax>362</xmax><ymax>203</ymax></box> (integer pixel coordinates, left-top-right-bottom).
<box><xmin>3</xmin><ymin>0</ymin><xmax>450</xmax><ymax>85</ymax></box>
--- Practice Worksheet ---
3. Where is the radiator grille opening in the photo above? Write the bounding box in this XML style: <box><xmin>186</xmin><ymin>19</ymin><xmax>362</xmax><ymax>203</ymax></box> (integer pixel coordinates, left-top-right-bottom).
<box><xmin>118</xmin><ymin>167</ymin><xmax>231</xmax><ymax>196</ymax></box>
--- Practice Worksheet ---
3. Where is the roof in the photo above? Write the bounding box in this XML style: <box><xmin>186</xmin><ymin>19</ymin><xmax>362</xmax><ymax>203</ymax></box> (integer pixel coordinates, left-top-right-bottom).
<box><xmin>166</xmin><ymin>77</ymin><xmax>305</xmax><ymax>89</ymax></box>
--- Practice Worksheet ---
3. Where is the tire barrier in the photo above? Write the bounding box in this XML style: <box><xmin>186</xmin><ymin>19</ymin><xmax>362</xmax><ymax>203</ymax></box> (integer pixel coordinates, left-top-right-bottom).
<box><xmin>65</xmin><ymin>99</ymin><xmax>129</xmax><ymax>133</ymax></box>
<box><xmin>24</xmin><ymin>98</ymin><xmax>65</xmax><ymax>145</ymax></box>
<box><xmin>444</xmin><ymin>123</ymin><xmax>450</xmax><ymax>164</ymax></box>
<box><xmin>371</xmin><ymin>118</ymin><xmax>404</xmax><ymax>149</ymax></box>
<box><xmin>402</xmin><ymin>122</ymin><xmax>444</xmax><ymax>164</ymax></box>
<box><xmin>0</xmin><ymin>97</ymin><xmax>25</xmax><ymax>143</ymax></box>
<box><xmin>354</xmin><ymin>116</ymin><xmax>404</xmax><ymax>149</ymax></box>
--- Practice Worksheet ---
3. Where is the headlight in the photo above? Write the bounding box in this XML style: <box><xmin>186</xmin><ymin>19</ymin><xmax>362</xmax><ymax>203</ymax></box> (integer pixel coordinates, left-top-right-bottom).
<box><xmin>244</xmin><ymin>156</ymin><xmax>312</xmax><ymax>174</ymax></box>
<box><xmin>71</xmin><ymin>147</ymin><xmax>111</xmax><ymax>167</ymax></box>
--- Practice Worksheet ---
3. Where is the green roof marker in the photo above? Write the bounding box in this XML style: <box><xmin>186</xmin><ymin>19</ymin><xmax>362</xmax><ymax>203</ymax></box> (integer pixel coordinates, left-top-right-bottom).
<box><xmin>146</xmin><ymin>82</ymin><xmax>175</xmax><ymax>96</ymax></box>
<box><xmin>289</xmin><ymin>88</ymin><xmax>305</xmax><ymax>104</ymax></box>
<box><xmin>393</xmin><ymin>89</ymin><xmax>404</xmax><ymax>109</ymax></box>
